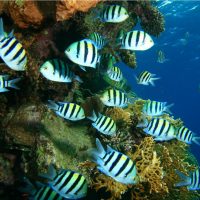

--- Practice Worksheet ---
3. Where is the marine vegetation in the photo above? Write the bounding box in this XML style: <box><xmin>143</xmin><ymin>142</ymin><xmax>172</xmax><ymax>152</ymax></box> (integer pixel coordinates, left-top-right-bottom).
<box><xmin>0</xmin><ymin>1</ymin><xmax>199</xmax><ymax>200</ymax></box>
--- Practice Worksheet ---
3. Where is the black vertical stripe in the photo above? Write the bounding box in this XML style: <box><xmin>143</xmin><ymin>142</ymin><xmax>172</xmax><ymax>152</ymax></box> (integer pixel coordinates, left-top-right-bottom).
<box><xmin>104</xmin><ymin>152</ymin><xmax>115</xmax><ymax>166</ymax></box>
<box><xmin>77</xmin><ymin>42</ymin><xmax>80</xmax><ymax>58</ymax></box>
<box><xmin>111</xmin><ymin>5</ymin><xmax>116</xmax><ymax>19</ymax></box>
<box><xmin>63</xmin><ymin>103</ymin><xmax>70</xmax><ymax>117</ymax></box>
<box><xmin>158</xmin><ymin>120</ymin><xmax>166</xmax><ymax>136</ymax></box>
<box><xmin>99</xmin><ymin>116</ymin><xmax>108</xmax><ymax>129</ymax></box>
<box><xmin>0</xmin><ymin>37</ymin><xmax>7</xmax><ymax>43</ymax></box>
<box><xmin>106</xmin><ymin>6</ymin><xmax>110</xmax><ymax>20</ymax></box>
<box><xmin>84</xmin><ymin>41</ymin><xmax>88</xmax><ymax>63</ymax></box>
<box><xmin>1</xmin><ymin>37</ymin><xmax>13</xmax><ymax>48</ymax></box>
<box><xmin>58</xmin><ymin>60</ymin><xmax>62</xmax><ymax>78</ymax></box>
<box><xmin>58</xmin><ymin>172</ymin><xmax>74</xmax><ymax>191</ymax></box>
<box><xmin>108</xmin><ymin>120</ymin><xmax>115</xmax><ymax>132</ymax></box>
<box><xmin>152</xmin><ymin>118</ymin><xmax>160</xmax><ymax>135</ymax></box>
<box><xmin>165</xmin><ymin>123</ymin><xmax>171</xmax><ymax>136</ymax></box>
<box><xmin>125</xmin><ymin>161</ymin><xmax>135</xmax><ymax>177</ymax></box>
<box><xmin>74</xmin><ymin>179</ymin><xmax>86</xmax><ymax>195</ymax></box>
<box><xmin>65</xmin><ymin>174</ymin><xmax>82</xmax><ymax>194</ymax></box>
<box><xmin>17</xmin><ymin>54</ymin><xmax>26</xmax><ymax>65</ymax></box>
<box><xmin>183</xmin><ymin>129</ymin><xmax>190</xmax><ymax>141</ymax></box>
<box><xmin>69</xmin><ymin>104</ymin><xmax>77</xmax><ymax>118</ymax></box>
<box><xmin>12</xmin><ymin>46</ymin><xmax>23</xmax><ymax>60</ymax></box>
<box><xmin>150</xmin><ymin>101</ymin><xmax>153</xmax><ymax>114</ymax></box>
<box><xmin>119</xmin><ymin>90</ymin><xmax>122</xmax><ymax>106</ymax></box>
<box><xmin>4</xmin><ymin>40</ymin><xmax>18</xmax><ymax>57</ymax></box>
<box><xmin>148</xmin><ymin>119</ymin><xmax>154</xmax><ymax>131</ymax></box>
<box><xmin>179</xmin><ymin>127</ymin><xmax>185</xmax><ymax>139</ymax></box>
<box><xmin>118</xmin><ymin>6</ymin><xmax>121</xmax><ymax>17</ymax></box>
<box><xmin>102</xmin><ymin>152</ymin><xmax>107</xmax><ymax>160</ymax></box>
<box><xmin>108</xmin><ymin>89</ymin><xmax>111</xmax><ymax>101</ymax></box>
<box><xmin>51</xmin><ymin>59</ymin><xmax>56</xmax><ymax>75</ymax></box>
<box><xmin>54</xmin><ymin>172</ymin><xmax>67</xmax><ymax>186</ymax></box>
<box><xmin>109</xmin><ymin>153</ymin><xmax>122</xmax><ymax>172</ymax></box>
<box><xmin>59</xmin><ymin>104</ymin><xmax>65</xmax><ymax>113</ymax></box>
<box><xmin>52</xmin><ymin>193</ymin><xmax>60</xmax><ymax>200</ymax></box>
<box><xmin>142</xmin><ymin>32</ymin><xmax>146</xmax><ymax>44</ymax></box>
<box><xmin>128</xmin><ymin>32</ymin><xmax>133</xmax><ymax>47</ymax></box>
<box><xmin>75</xmin><ymin>106</ymin><xmax>81</xmax><ymax>118</ymax></box>
<box><xmin>91</xmin><ymin>43</ymin><xmax>96</xmax><ymax>64</ymax></box>
<box><xmin>113</xmin><ymin>89</ymin><xmax>117</xmax><ymax>105</ymax></box>
<box><xmin>115</xmin><ymin>157</ymin><xmax>129</xmax><ymax>177</ymax></box>
<box><xmin>188</xmin><ymin>132</ymin><xmax>193</xmax><ymax>142</ymax></box>
<box><xmin>103</xmin><ymin>118</ymin><xmax>112</xmax><ymax>132</ymax></box>
<box><xmin>155</xmin><ymin>102</ymin><xmax>158</xmax><ymax>114</ymax></box>
<box><xmin>135</xmin><ymin>31</ymin><xmax>140</xmax><ymax>47</ymax></box>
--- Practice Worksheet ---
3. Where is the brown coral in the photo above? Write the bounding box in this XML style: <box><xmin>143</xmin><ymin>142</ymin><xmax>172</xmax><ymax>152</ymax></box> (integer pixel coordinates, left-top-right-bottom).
<box><xmin>56</xmin><ymin>0</ymin><xmax>100</xmax><ymax>22</ymax></box>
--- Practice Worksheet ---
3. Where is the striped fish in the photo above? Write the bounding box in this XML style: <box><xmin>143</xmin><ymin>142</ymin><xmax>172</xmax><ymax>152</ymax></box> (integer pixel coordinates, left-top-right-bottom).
<box><xmin>142</xmin><ymin>100</ymin><xmax>174</xmax><ymax>116</ymax></box>
<box><xmin>176</xmin><ymin>126</ymin><xmax>200</xmax><ymax>145</ymax></box>
<box><xmin>119</xmin><ymin>30</ymin><xmax>154</xmax><ymax>51</ymax></box>
<box><xmin>40</xmin><ymin>59</ymin><xmax>82</xmax><ymax>83</ymax></box>
<box><xmin>65</xmin><ymin>39</ymin><xmax>100</xmax><ymax>71</ymax></box>
<box><xmin>89</xmin><ymin>32</ymin><xmax>107</xmax><ymax>49</ymax></box>
<box><xmin>22</xmin><ymin>178</ymin><xmax>64</xmax><ymax>200</ymax></box>
<box><xmin>0</xmin><ymin>75</ymin><xmax>21</xmax><ymax>92</ymax></box>
<box><xmin>175</xmin><ymin>169</ymin><xmax>200</xmax><ymax>190</ymax></box>
<box><xmin>137</xmin><ymin>118</ymin><xmax>176</xmax><ymax>141</ymax></box>
<box><xmin>99</xmin><ymin>5</ymin><xmax>129</xmax><ymax>23</ymax></box>
<box><xmin>0</xmin><ymin>18</ymin><xmax>27</xmax><ymax>71</ymax></box>
<box><xmin>47</xmin><ymin>100</ymin><xmax>85</xmax><ymax>121</ymax></box>
<box><xmin>107</xmin><ymin>65</ymin><xmax>123</xmax><ymax>82</ymax></box>
<box><xmin>40</xmin><ymin>165</ymin><xmax>88</xmax><ymax>199</ymax></box>
<box><xmin>88</xmin><ymin>111</ymin><xmax>116</xmax><ymax>136</ymax></box>
<box><xmin>90</xmin><ymin>138</ymin><xmax>138</xmax><ymax>184</ymax></box>
<box><xmin>100</xmin><ymin>88</ymin><xmax>129</xmax><ymax>108</ymax></box>
<box><xmin>137</xmin><ymin>71</ymin><xmax>160</xmax><ymax>86</ymax></box>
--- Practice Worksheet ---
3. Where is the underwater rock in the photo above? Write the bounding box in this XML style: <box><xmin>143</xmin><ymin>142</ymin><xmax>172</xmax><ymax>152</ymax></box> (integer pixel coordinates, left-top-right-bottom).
<box><xmin>56</xmin><ymin>0</ymin><xmax>100</xmax><ymax>22</ymax></box>
<box><xmin>7</xmin><ymin>1</ymin><xmax>44</xmax><ymax>29</ymax></box>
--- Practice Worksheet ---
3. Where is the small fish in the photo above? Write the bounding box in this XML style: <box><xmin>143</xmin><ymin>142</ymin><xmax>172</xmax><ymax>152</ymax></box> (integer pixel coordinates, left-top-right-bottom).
<box><xmin>88</xmin><ymin>111</ymin><xmax>116</xmax><ymax>136</ymax></box>
<box><xmin>157</xmin><ymin>50</ymin><xmax>169</xmax><ymax>63</ymax></box>
<box><xmin>100</xmin><ymin>88</ymin><xmax>130</xmax><ymax>108</ymax></box>
<box><xmin>107</xmin><ymin>63</ymin><xmax>123</xmax><ymax>82</ymax></box>
<box><xmin>65</xmin><ymin>39</ymin><xmax>100</xmax><ymax>71</ymax></box>
<box><xmin>99</xmin><ymin>5</ymin><xmax>129</xmax><ymax>23</ymax></box>
<box><xmin>89</xmin><ymin>32</ymin><xmax>107</xmax><ymax>49</ymax></box>
<box><xmin>0</xmin><ymin>75</ymin><xmax>21</xmax><ymax>92</ymax></box>
<box><xmin>40</xmin><ymin>59</ymin><xmax>82</xmax><ymax>83</ymax></box>
<box><xmin>22</xmin><ymin>177</ymin><xmax>64</xmax><ymax>200</ymax></box>
<box><xmin>176</xmin><ymin>126</ymin><xmax>200</xmax><ymax>145</ymax></box>
<box><xmin>175</xmin><ymin>169</ymin><xmax>200</xmax><ymax>190</ymax></box>
<box><xmin>89</xmin><ymin>138</ymin><xmax>138</xmax><ymax>184</ymax></box>
<box><xmin>137</xmin><ymin>118</ymin><xmax>176</xmax><ymax>141</ymax></box>
<box><xmin>47</xmin><ymin>100</ymin><xmax>85</xmax><ymax>121</ymax></box>
<box><xmin>136</xmin><ymin>71</ymin><xmax>160</xmax><ymax>86</ymax></box>
<box><xmin>40</xmin><ymin>164</ymin><xmax>88</xmax><ymax>199</ymax></box>
<box><xmin>0</xmin><ymin>18</ymin><xmax>27</xmax><ymax>71</ymax></box>
<box><xmin>142</xmin><ymin>100</ymin><xmax>174</xmax><ymax>116</ymax></box>
<box><xmin>118</xmin><ymin>30</ymin><xmax>154</xmax><ymax>51</ymax></box>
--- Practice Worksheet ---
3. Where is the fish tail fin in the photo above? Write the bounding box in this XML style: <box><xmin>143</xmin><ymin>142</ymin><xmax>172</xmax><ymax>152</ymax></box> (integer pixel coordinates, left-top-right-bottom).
<box><xmin>39</xmin><ymin>164</ymin><xmax>57</xmax><ymax>181</ymax></box>
<box><xmin>73</xmin><ymin>75</ymin><xmax>83</xmax><ymax>83</ymax></box>
<box><xmin>88</xmin><ymin>138</ymin><xmax>106</xmax><ymax>162</ymax></box>
<box><xmin>0</xmin><ymin>18</ymin><xmax>4</xmax><ymax>39</ymax></box>
<box><xmin>164</xmin><ymin>103</ymin><xmax>174</xmax><ymax>114</ymax></box>
<box><xmin>137</xmin><ymin>117</ymin><xmax>149</xmax><ymax>128</ymax></box>
<box><xmin>174</xmin><ymin>170</ymin><xmax>191</xmax><ymax>187</ymax></box>
<box><xmin>87</xmin><ymin>110</ymin><xmax>98</xmax><ymax>122</ymax></box>
<box><xmin>47</xmin><ymin>100</ymin><xmax>59</xmax><ymax>111</ymax></box>
<box><xmin>192</xmin><ymin>136</ymin><xmax>200</xmax><ymax>146</ymax></box>
<box><xmin>8</xmin><ymin>77</ymin><xmax>21</xmax><ymax>89</ymax></box>
<box><xmin>150</xmin><ymin>77</ymin><xmax>160</xmax><ymax>86</ymax></box>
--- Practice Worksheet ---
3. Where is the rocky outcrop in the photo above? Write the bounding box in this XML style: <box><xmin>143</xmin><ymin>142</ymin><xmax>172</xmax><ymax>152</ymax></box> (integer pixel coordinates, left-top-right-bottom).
<box><xmin>0</xmin><ymin>0</ymin><xmax>100</xmax><ymax>29</ymax></box>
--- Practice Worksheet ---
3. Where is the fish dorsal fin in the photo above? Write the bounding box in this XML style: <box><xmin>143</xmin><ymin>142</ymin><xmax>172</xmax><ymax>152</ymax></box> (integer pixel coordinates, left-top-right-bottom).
<box><xmin>106</xmin><ymin>145</ymin><xmax>113</xmax><ymax>154</ymax></box>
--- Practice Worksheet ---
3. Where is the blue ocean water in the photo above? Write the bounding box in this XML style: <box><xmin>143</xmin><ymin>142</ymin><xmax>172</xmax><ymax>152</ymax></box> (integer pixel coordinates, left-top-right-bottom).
<box><xmin>120</xmin><ymin>1</ymin><xmax>200</xmax><ymax>162</ymax></box>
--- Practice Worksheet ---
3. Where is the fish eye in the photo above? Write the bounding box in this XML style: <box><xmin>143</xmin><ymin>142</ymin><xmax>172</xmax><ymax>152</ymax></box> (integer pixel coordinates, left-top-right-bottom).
<box><xmin>43</xmin><ymin>66</ymin><xmax>48</xmax><ymax>70</ymax></box>
<box><xmin>67</xmin><ymin>48</ymin><xmax>70</xmax><ymax>52</ymax></box>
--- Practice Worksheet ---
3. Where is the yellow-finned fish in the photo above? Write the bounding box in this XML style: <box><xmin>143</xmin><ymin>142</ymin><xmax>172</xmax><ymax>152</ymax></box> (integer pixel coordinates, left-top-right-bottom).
<box><xmin>136</xmin><ymin>71</ymin><xmax>160</xmax><ymax>86</ymax></box>
<box><xmin>47</xmin><ymin>100</ymin><xmax>85</xmax><ymax>121</ymax></box>
<box><xmin>0</xmin><ymin>18</ymin><xmax>27</xmax><ymax>71</ymax></box>
<box><xmin>89</xmin><ymin>138</ymin><xmax>138</xmax><ymax>184</ymax></box>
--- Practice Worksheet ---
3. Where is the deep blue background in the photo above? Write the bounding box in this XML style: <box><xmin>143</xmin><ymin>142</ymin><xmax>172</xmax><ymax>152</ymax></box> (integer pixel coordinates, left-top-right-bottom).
<box><xmin>120</xmin><ymin>1</ymin><xmax>200</xmax><ymax>162</ymax></box>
